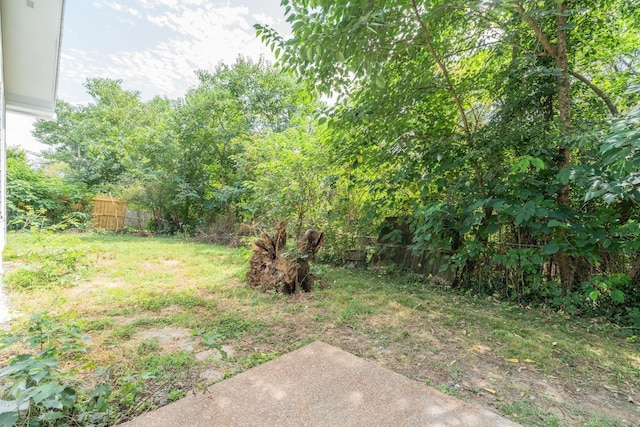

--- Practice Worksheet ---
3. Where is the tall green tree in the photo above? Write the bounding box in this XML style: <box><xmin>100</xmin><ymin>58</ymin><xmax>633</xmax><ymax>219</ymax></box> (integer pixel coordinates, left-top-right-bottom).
<box><xmin>258</xmin><ymin>0</ymin><xmax>640</xmax><ymax>299</ymax></box>
<box><xmin>241</xmin><ymin>119</ymin><xmax>329</xmax><ymax>233</ymax></box>
<box><xmin>34</xmin><ymin>79</ymin><xmax>149</xmax><ymax>189</ymax></box>
<box><xmin>125</xmin><ymin>57</ymin><xmax>315</xmax><ymax>232</ymax></box>
<box><xmin>33</xmin><ymin>58</ymin><xmax>318</xmax><ymax>234</ymax></box>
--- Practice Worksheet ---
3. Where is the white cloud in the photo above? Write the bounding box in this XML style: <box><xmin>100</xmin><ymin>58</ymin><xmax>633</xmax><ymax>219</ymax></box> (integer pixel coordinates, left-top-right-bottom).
<box><xmin>152</xmin><ymin>0</ymin><xmax>180</xmax><ymax>9</ymax></box>
<box><xmin>11</xmin><ymin>1</ymin><xmax>286</xmax><ymax>154</ymax></box>
<box><xmin>62</xmin><ymin>1</ymin><xmax>276</xmax><ymax>102</ymax></box>
<box><xmin>145</xmin><ymin>5</ymin><xmax>252</xmax><ymax>38</ymax></box>
<box><xmin>138</xmin><ymin>0</ymin><xmax>155</xmax><ymax>10</ymax></box>
<box><xmin>116</xmin><ymin>17</ymin><xmax>137</xmax><ymax>26</ymax></box>
<box><xmin>103</xmin><ymin>1</ymin><xmax>124</xmax><ymax>11</ymax></box>
<box><xmin>252</xmin><ymin>12</ymin><xmax>276</xmax><ymax>27</ymax></box>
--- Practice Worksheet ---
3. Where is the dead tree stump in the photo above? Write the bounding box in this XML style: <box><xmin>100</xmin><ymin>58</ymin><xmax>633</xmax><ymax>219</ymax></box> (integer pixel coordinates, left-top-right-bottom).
<box><xmin>247</xmin><ymin>222</ymin><xmax>323</xmax><ymax>294</ymax></box>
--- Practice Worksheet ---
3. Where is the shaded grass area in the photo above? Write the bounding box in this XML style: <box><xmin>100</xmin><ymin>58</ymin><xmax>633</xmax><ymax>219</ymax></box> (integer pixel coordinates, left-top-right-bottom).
<box><xmin>1</xmin><ymin>231</ymin><xmax>639</xmax><ymax>426</ymax></box>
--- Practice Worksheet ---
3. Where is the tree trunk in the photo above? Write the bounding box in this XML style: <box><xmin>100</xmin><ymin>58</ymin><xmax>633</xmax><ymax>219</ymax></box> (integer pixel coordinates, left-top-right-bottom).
<box><xmin>247</xmin><ymin>222</ymin><xmax>323</xmax><ymax>294</ymax></box>
<box><xmin>630</xmin><ymin>253</ymin><xmax>640</xmax><ymax>286</ymax></box>
<box><xmin>514</xmin><ymin>0</ymin><xmax>575</xmax><ymax>288</ymax></box>
<box><xmin>553</xmin><ymin>1</ymin><xmax>577</xmax><ymax>289</ymax></box>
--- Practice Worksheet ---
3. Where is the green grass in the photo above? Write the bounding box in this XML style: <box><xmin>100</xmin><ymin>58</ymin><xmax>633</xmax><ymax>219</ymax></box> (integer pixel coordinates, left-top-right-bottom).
<box><xmin>500</xmin><ymin>399</ymin><xmax>563</xmax><ymax>426</ymax></box>
<box><xmin>2</xmin><ymin>230</ymin><xmax>639</xmax><ymax>426</ymax></box>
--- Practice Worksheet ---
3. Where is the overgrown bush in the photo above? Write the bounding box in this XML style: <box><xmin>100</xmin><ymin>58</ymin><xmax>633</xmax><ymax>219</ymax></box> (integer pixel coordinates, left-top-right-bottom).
<box><xmin>6</xmin><ymin>148</ymin><xmax>92</xmax><ymax>232</ymax></box>
<box><xmin>407</xmin><ymin>186</ymin><xmax>640</xmax><ymax>329</ymax></box>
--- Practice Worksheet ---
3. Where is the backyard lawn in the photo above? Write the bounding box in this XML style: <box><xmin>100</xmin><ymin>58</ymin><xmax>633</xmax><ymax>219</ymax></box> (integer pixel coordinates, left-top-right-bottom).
<box><xmin>1</xmin><ymin>231</ymin><xmax>639</xmax><ymax>426</ymax></box>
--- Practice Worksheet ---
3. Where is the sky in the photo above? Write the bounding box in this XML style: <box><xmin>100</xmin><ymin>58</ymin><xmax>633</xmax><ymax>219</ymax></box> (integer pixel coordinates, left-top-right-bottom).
<box><xmin>6</xmin><ymin>0</ymin><xmax>290</xmax><ymax>154</ymax></box>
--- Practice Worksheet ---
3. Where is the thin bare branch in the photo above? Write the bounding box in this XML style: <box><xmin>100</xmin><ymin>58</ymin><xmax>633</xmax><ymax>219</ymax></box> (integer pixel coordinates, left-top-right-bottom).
<box><xmin>510</xmin><ymin>1</ymin><xmax>557</xmax><ymax>59</ymax></box>
<box><xmin>568</xmin><ymin>70</ymin><xmax>619</xmax><ymax>116</ymax></box>
<box><xmin>409</xmin><ymin>0</ymin><xmax>470</xmax><ymax>137</ymax></box>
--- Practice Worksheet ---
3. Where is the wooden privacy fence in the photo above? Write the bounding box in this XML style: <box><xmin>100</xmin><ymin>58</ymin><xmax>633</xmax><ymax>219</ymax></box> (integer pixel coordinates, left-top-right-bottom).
<box><xmin>370</xmin><ymin>216</ymin><xmax>455</xmax><ymax>281</ymax></box>
<box><xmin>371</xmin><ymin>243</ymin><xmax>454</xmax><ymax>281</ymax></box>
<box><xmin>124</xmin><ymin>209</ymin><xmax>152</xmax><ymax>230</ymax></box>
<box><xmin>92</xmin><ymin>196</ymin><xmax>127</xmax><ymax>231</ymax></box>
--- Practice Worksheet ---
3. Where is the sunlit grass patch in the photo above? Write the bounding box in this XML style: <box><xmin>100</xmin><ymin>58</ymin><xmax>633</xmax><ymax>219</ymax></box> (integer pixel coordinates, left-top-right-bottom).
<box><xmin>78</xmin><ymin>317</ymin><xmax>115</xmax><ymax>332</ymax></box>
<box><xmin>2</xmin><ymin>231</ymin><xmax>639</xmax><ymax>426</ymax></box>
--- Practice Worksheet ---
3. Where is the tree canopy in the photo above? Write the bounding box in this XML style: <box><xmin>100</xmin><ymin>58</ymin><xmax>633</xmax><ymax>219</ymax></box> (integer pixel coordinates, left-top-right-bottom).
<box><xmin>254</xmin><ymin>0</ymin><xmax>640</xmax><ymax>323</ymax></box>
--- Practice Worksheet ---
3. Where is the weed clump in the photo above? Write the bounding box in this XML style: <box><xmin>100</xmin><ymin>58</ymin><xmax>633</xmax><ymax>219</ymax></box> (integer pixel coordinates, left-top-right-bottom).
<box><xmin>0</xmin><ymin>312</ymin><xmax>111</xmax><ymax>426</ymax></box>
<box><xmin>4</xmin><ymin>243</ymin><xmax>89</xmax><ymax>290</ymax></box>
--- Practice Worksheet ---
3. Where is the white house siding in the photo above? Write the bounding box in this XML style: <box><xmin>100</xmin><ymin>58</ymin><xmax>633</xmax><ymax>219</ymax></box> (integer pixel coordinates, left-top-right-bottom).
<box><xmin>0</xmin><ymin>5</ymin><xmax>6</xmax><ymax>253</ymax></box>
<box><xmin>0</xmin><ymin>6</ymin><xmax>10</xmax><ymax>324</ymax></box>
<box><xmin>0</xmin><ymin>1</ymin><xmax>64</xmax><ymax>323</ymax></box>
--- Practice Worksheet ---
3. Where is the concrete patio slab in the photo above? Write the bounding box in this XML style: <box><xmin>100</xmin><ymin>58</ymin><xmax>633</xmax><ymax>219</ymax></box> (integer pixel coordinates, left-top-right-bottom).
<box><xmin>120</xmin><ymin>341</ymin><xmax>520</xmax><ymax>426</ymax></box>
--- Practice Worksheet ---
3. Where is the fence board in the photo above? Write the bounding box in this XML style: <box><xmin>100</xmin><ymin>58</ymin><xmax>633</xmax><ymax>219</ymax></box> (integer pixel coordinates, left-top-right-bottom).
<box><xmin>92</xmin><ymin>196</ymin><xmax>127</xmax><ymax>230</ymax></box>
<box><xmin>124</xmin><ymin>209</ymin><xmax>152</xmax><ymax>230</ymax></box>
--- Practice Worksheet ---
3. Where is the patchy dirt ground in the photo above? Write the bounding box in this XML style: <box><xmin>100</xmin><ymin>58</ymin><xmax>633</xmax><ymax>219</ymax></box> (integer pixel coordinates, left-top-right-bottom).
<box><xmin>3</xmin><ymin>248</ymin><xmax>639</xmax><ymax>427</ymax></box>
<box><xmin>218</xmin><ymin>292</ymin><xmax>640</xmax><ymax>427</ymax></box>
<box><xmin>92</xmin><ymin>294</ymin><xmax>636</xmax><ymax>426</ymax></box>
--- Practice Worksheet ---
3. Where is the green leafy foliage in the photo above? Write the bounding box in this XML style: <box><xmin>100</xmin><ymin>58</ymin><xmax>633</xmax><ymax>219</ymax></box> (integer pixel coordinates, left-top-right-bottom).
<box><xmin>6</xmin><ymin>148</ymin><xmax>91</xmax><ymax>232</ymax></box>
<box><xmin>584</xmin><ymin>82</ymin><xmax>640</xmax><ymax>203</ymax></box>
<box><xmin>33</xmin><ymin>80</ymin><xmax>146</xmax><ymax>189</ymax></box>
<box><xmin>580</xmin><ymin>274</ymin><xmax>639</xmax><ymax>325</ymax></box>
<box><xmin>239</xmin><ymin>118</ymin><xmax>346</xmax><ymax>239</ymax></box>
<box><xmin>21</xmin><ymin>1</ymin><xmax>640</xmax><ymax>331</ymax></box>
<box><xmin>0</xmin><ymin>313</ymin><xmax>111</xmax><ymax>426</ymax></box>
<box><xmin>252</xmin><ymin>0</ymin><xmax>640</xmax><ymax>328</ymax></box>
<box><xmin>35</xmin><ymin>57</ymin><xmax>317</xmax><ymax>234</ymax></box>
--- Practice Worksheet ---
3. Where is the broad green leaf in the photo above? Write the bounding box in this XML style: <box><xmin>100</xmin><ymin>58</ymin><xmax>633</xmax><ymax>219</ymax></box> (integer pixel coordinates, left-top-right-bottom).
<box><xmin>524</xmin><ymin>201</ymin><xmax>536</xmax><ymax>214</ymax></box>
<box><xmin>530</xmin><ymin>158</ymin><xmax>545</xmax><ymax>169</ymax></box>
<box><xmin>41</xmin><ymin>399</ymin><xmax>64</xmax><ymax>410</ymax></box>
<box><xmin>38</xmin><ymin>410</ymin><xmax>63</xmax><ymax>421</ymax></box>
<box><xmin>557</xmin><ymin>168</ymin><xmax>572</xmax><ymax>185</ymax></box>
<box><xmin>89</xmin><ymin>384</ymin><xmax>111</xmax><ymax>399</ymax></box>
<box><xmin>535</xmin><ymin>207</ymin><xmax>548</xmax><ymax>217</ymax></box>
<box><xmin>0</xmin><ymin>412</ymin><xmax>19</xmax><ymax>427</ymax></box>
<box><xmin>589</xmin><ymin>290</ymin><xmax>601</xmax><ymax>301</ymax></box>
<box><xmin>511</xmin><ymin>157</ymin><xmax>529</xmax><ymax>173</ymax></box>
<box><xmin>487</xmin><ymin>199</ymin><xmax>509</xmax><ymax>210</ymax></box>
<box><xmin>541</xmin><ymin>243</ymin><xmax>560</xmax><ymax>255</ymax></box>
<box><xmin>487</xmin><ymin>222</ymin><xmax>500</xmax><ymax>235</ymax></box>
<box><xmin>611</xmin><ymin>290</ymin><xmax>625</xmax><ymax>303</ymax></box>
<box><xmin>602</xmin><ymin>193</ymin><xmax>619</xmax><ymax>204</ymax></box>
<box><xmin>29</xmin><ymin>383</ymin><xmax>62</xmax><ymax>404</ymax></box>
<box><xmin>60</xmin><ymin>387</ymin><xmax>78</xmax><ymax>406</ymax></box>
